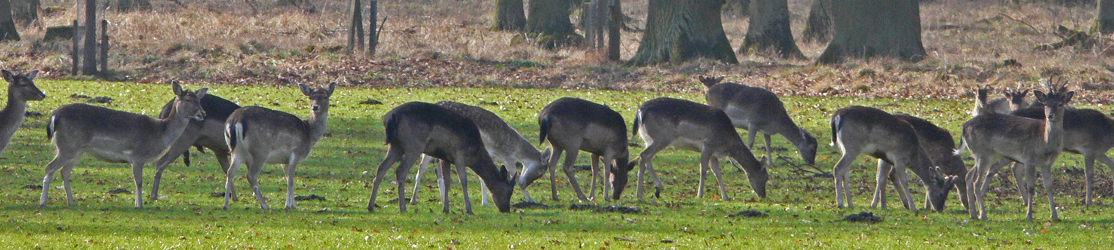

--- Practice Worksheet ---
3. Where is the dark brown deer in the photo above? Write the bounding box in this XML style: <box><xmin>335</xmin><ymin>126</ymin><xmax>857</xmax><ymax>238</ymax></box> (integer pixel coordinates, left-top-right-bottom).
<box><xmin>149</xmin><ymin>94</ymin><xmax>241</xmax><ymax>201</ymax></box>
<box><xmin>0</xmin><ymin>69</ymin><xmax>46</xmax><ymax>156</ymax></box>
<box><xmin>699</xmin><ymin>76</ymin><xmax>818</xmax><ymax>167</ymax></box>
<box><xmin>1010</xmin><ymin>102</ymin><xmax>1114</xmax><ymax>207</ymax></box>
<box><xmin>872</xmin><ymin>113</ymin><xmax>968</xmax><ymax>211</ymax></box>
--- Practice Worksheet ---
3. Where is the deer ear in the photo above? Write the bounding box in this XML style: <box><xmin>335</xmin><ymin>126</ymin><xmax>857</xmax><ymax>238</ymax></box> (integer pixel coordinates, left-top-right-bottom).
<box><xmin>1</xmin><ymin>69</ymin><xmax>12</xmax><ymax>82</ymax></box>
<box><xmin>195</xmin><ymin>88</ymin><xmax>208</xmax><ymax>98</ymax></box>
<box><xmin>1063</xmin><ymin>91</ymin><xmax>1075</xmax><ymax>103</ymax></box>
<box><xmin>326</xmin><ymin>82</ymin><xmax>337</xmax><ymax>96</ymax></box>
<box><xmin>1033</xmin><ymin>90</ymin><xmax>1048</xmax><ymax>103</ymax></box>
<box><xmin>298</xmin><ymin>83</ymin><xmax>313</xmax><ymax>96</ymax></box>
<box><xmin>172</xmin><ymin>82</ymin><xmax>184</xmax><ymax>96</ymax></box>
<box><xmin>541</xmin><ymin>147</ymin><xmax>552</xmax><ymax>162</ymax></box>
<box><xmin>25</xmin><ymin>70</ymin><xmax>38</xmax><ymax>80</ymax></box>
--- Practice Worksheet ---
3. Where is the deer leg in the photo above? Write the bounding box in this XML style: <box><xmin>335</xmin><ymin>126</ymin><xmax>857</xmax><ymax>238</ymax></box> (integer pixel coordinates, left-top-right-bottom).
<box><xmin>506</xmin><ymin>156</ymin><xmax>534</xmax><ymax>203</ymax></box>
<box><xmin>480</xmin><ymin>174</ymin><xmax>490</xmax><ymax>207</ymax></box>
<box><xmin>60</xmin><ymin>160</ymin><xmax>77</xmax><ymax>206</ymax></box>
<box><xmin>283</xmin><ymin>156</ymin><xmax>299</xmax><ymax>210</ymax></box>
<box><xmin>955</xmin><ymin>172</ymin><xmax>970</xmax><ymax>211</ymax></box>
<box><xmin>964</xmin><ymin>160</ymin><xmax>981</xmax><ymax>220</ymax></box>
<box><xmin>40</xmin><ymin>150</ymin><xmax>79</xmax><ymax>207</ymax></box>
<box><xmin>891</xmin><ymin>164</ymin><xmax>917</xmax><ymax>213</ymax></box>
<box><xmin>747</xmin><ymin>129</ymin><xmax>757</xmax><ymax>149</ymax></box>
<box><xmin>832</xmin><ymin>149</ymin><xmax>859</xmax><ymax>209</ymax></box>
<box><xmin>151</xmin><ymin>133</ymin><xmax>200</xmax><ymax>201</ymax></box>
<box><xmin>393</xmin><ymin>153</ymin><xmax>421</xmax><ymax>213</ymax></box>
<box><xmin>561</xmin><ymin>149</ymin><xmax>590</xmax><ymax>201</ymax></box>
<box><xmin>588</xmin><ymin>155</ymin><xmax>600</xmax><ymax>201</ymax></box>
<box><xmin>601</xmin><ymin>155</ymin><xmax>615</xmax><ymax>202</ymax></box>
<box><xmin>872</xmin><ymin>159</ymin><xmax>890</xmax><ymax>209</ymax></box>
<box><xmin>1023</xmin><ymin>163</ymin><xmax>1038</xmax><ymax>222</ymax></box>
<box><xmin>1041</xmin><ymin>163</ymin><xmax>1059</xmax><ymax>222</ymax></box>
<box><xmin>546</xmin><ymin>148</ymin><xmax>564</xmax><ymax>201</ymax></box>
<box><xmin>1009</xmin><ymin>162</ymin><xmax>1031</xmax><ymax>210</ymax></box>
<box><xmin>709</xmin><ymin>157</ymin><xmax>730</xmax><ymax>201</ymax></box>
<box><xmin>698</xmin><ymin>155</ymin><xmax>708</xmax><ymax>199</ymax></box>
<box><xmin>246</xmin><ymin>157</ymin><xmax>268</xmax><ymax>210</ymax></box>
<box><xmin>455</xmin><ymin>162</ymin><xmax>474</xmax><ymax>215</ymax></box>
<box><xmin>410</xmin><ymin>155</ymin><xmax>434</xmax><ymax>205</ymax></box>
<box><xmin>437</xmin><ymin>160</ymin><xmax>452</xmax><ymax>214</ymax></box>
<box><xmin>1084</xmin><ymin>154</ymin><xmax>1096</xmax><ymax>207</ymax></box>
<box><xmin>213</xmin><ymin>151</ymin><xmax>237</xmax><ymax>201</ymax></box>
<box><xmin>367</xmin><ymin>145</ymin><xmax>403</xmax><ymax>212</ymax></box>
<box><xmin>131</xmin><ymin>162</ymin><xmax>146</xmax><ymax>208</ymax></box>
<box><xmin>763</xmin><ymin>133</ymin><xmax>774</xmax><ymax>166</ymax></box>
<box><xmin>636</xmin><ymin>141</ymin><xmax>669</xmax><ymax>201</ymax></box>
<box><xmin>1096</xmin><ymin>154</ymin><xmax>1114</xmax><ymax>204</ymax></box>
<box><xmin>224</xmin><ymin>152</ymin><xmax>246</xmax><ymax>210</ymax></box>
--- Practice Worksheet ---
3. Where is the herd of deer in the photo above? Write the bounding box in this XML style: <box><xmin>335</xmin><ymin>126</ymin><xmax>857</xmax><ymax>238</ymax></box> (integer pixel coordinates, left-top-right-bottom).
<box><xmin>2</xmin><ymin>68</ymin><xmax>1108</xmax><ymax>222</ymax></box>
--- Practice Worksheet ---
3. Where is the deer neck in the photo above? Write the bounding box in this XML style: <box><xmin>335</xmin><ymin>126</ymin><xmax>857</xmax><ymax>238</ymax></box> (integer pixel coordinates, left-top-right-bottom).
<box><xmin>773</xmin><ymin>120</ymin><xmax>807</xmax><ymax>147</ymax></box>
<box><xmin>155</xmin><ymin>107</ymin><xmax>193</xmax><ymax>150</ymax></box>
<box><xmin>0</xmin><ymin>90</ymin><xmax>28</xmax><ymax>128</ymax></box>
<box><xmin>304</xmin><ymin>109</ymin><xmax>329</xmax><ymax>144</ymax></box>
<box><xmin>905</xmin><ymin>147</ymin><xmax>940</xmax><ymax>187</ymax></box>
<box><xmin>1044</xmin><ymin>116</ymin><xmax>1065</xmax><ymax>149</ymax></box>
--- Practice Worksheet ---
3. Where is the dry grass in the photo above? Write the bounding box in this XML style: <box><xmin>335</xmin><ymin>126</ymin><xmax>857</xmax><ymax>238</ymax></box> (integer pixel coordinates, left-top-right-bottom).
<box><xmin>1</xmin><ymin>0</ymin><xmax>1113</xmax><ymax>104</ymax></box>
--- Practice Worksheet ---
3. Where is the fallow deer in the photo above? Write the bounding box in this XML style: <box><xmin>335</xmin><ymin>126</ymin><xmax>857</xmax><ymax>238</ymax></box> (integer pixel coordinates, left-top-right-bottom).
<box><xmin>1010</xmin><ymin>104</ymin><xmax>1114</xmax><ymax>207</ymax></box>
<box><xmin>409</xmin><ymin>101</ymin><xmax>550</xmax><ymax>205</ymax></box>
<box><xmin>222</xmin><ymin>83</ymin><xmax>334</xmax><ymax>210</ymax></box>
<box><xmin>521</xmin><ymin>97</ymin><xmax>634</xmax><ymax>202</ymax></box>
<box><xmin>830</xmin><ymin>106</ymin><xmax>956</xmax><ymax>212</ymax></box>
<box><xmin>369</xmin><ymin>102</ymin><xmax>514</xmax><ymax>214</ymax></box>
<box><xmin>957</xmin><ymin>78</ymin><xmax>1074</xmax><ymax>221</ymax></box>
<box><xmin>149</xmin><ymin>94</ymin><xmax>241</xmax><ymax>201</ymax></box>
<box><xmin>632</xmin><ymin>97</ymin><xmax>768</xmax><ymax>201</ymax></box>
<box><xmin>872</xmin><ymin>113</ymin><xmax>968</xmax><ymax>210</ymax></box>
<box><xmin>972</xmin><ymin>85</ymin><xmax>1013</xmax><ymax>116</ymax></box>
<box><xmin>39</xmin><ymin>83</ymin><xmax>206</xmax><ymax>208</ymax></box>
<box><xmin>0</xmin><ymin>69</ymin><xmax>46</xmax><ymax>156</ymax></box>
<box><xmin>699</xmin><ymin>76</ymin><xmax>818</xmax><ymax>167</ymax></box>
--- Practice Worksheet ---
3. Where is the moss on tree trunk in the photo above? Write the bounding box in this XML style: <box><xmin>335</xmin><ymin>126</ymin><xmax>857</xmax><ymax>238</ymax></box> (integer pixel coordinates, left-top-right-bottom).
<box><xmin>816</xmin><ymin>0</ymin><xmax>925</xmax><ymax>64</ymax></box>
<box><xmin>628</xmin><ymin>0</ymin><xmax>737</xmax><ymax>65</ymax></box>
<box><xmin>493</xmin><ymin>0</ymin><xmax>525</xmax><ymax>31</ymax></box>
<box><xmin>526</xmin><ymin>0</ymin><xmax>580</xmax><ymax>48</ymax></box>
<box><xmin>739</xmin><ymin>0</ymin><xmax>804</xmax><ymax>59</ymax></box>
<box><xmin>801</xmin><ymin>0</ymin><xmax>831</xmax><ymax>43</ymax></box>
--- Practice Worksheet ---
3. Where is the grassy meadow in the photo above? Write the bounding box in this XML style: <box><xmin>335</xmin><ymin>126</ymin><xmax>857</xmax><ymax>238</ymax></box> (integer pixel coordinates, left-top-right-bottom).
<box><xmin>1</xmin><ymin>80</ymin><xmax>1113</xmax><ymax>248</ymax></box>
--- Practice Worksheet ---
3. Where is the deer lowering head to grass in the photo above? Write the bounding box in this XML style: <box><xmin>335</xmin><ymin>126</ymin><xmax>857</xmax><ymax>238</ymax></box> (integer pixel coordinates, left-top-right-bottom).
<box><xmin>632</xmin><ymin>97</ymin><xmax>768</xmax><ymax>201</ymax></box>
<box><xmin>830</xmin><ymin>106</ymin><xmax>957</xmax><ymax>212</ymax></box>
<box><xmin>0</xmin><ymin>69</ymin><xmax>46</xmax><ymax>156</ymax></box>
<box><xmin>1010</xmin><ymin>99</ymin><xmax>1114</xmax><ymax>207</ymax></box>
<box><xmin>699</xmin><ymin>76</ymin><xmax>818</xmax><ymax>167</ymax></box>
<box><xmin>149</xmin><ymin>94</ymin><xmax>241</xmax><ymax>201</ymax></box>
<box><xmin>520</xmin><ymin>97</ymin><xmax>635</xmax><ymax>202</ymax></box>
<box><xmin>40</xmin><ymin>83</ymin><xmax>206</xmax><ymax>208</ymax></box>
<box><xmin>223</xmin><ymin>83</ymin><xmax>334</xmax><ymax>210</ymax></box>
<box><xmin>873</xmin><ymin>113</ymin><xmax>968</xmax><ymax>211</ymax></box>
<box><xmin>409</xmin><ymin>101</ymin><xmax>550</xmax><ymax>205</ymax></box>
<box><xmin>369</xmin><ymin>102</ymin><xmax>514</xmax><ymax>214</ymax></box>
<box><xmin>957</xmin><ymin>78</ymin><xmax>1074</xmax><ymax>221</ymax></box>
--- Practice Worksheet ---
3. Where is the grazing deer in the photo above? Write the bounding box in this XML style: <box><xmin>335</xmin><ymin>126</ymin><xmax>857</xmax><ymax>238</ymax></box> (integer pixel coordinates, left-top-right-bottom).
<box><xmin>872</xmin><ymin>113</ymin><xmax>968</xmax><ymax>210</ymax></box>
<box><xmin>699</xmin><ymin>76</ymin><xmax>818</xmax><ymax>167</ymax></box>
<box><xmin>39</xmin><ymin>83</ymin><xmax>207</xmax><ymax>208</ymax></box>
<box><xmin>632</xmin><ymin>97</ymin><xmax>768</xmax><ymax>201</ymax></box>
<box><xmin>0</xmin><ymin>69</ymin><xmax>46</xmax><ymax>156</ymax></box>
<box><xmin>409</xmin><ymin>101</ymin><xmax>551</xmax><ymax>205</ymax></box>
<box><xmin>957</xmin><ymin>78</ymin><xmax>1074</xmax><ymax>221</ymax></box>
<box><xmin>521</xmin><ymin>97</ymin><xmax>634</xmax><ymax>202</ymax></box>
<box><xmin>830</xmin><ymin>106</ymin><xmax>956</xmax><ymax>212</ymax></box>
<box><xmin>222</xmin><ymin>83</ymin><xmax>334</xmax><ymax>210</ymax></box>
<box><xmin>369</xmin><ymin>102</ymin><xmax>514</xmax><ymax>214</ymax></box>
<box><xmin>149</xmin><ymin>94</ymin><xmax>241</xmax><ymax>201</ymax></box>
<box><xmin>1010</xmin><ymin>105</ymin><xmax>1114</xmax><ymax>207</ymax></box>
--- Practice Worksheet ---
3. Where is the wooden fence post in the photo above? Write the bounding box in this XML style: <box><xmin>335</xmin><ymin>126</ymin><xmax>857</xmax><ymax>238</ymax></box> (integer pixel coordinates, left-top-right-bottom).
<box><xmin>82</xmin><ymin>0</ymin><xmax>97</xmax><ymax>75</ymax></box>
<box><xmin>71</xmin><ymin>19</ymin><xmax>79</xmax><ymax>75</ymax></box>
<box><xmin>99</xmin><ymin>19</ymin><xmax>108</xmax><ymax>77</ymax></box>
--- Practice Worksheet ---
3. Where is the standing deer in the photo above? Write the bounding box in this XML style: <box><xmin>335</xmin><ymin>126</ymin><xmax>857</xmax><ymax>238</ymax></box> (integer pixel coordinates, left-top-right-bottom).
<box><xmin>958</xmin><ymin>78</ymin><xmax>1074</xmax><ymax>221</ymax></box>
<box><xmin>699</xmin><ymin>76</ymin><xmax>818</xmax><ymax>167</ymax></box>
<box><xmin>830</xmin><ymin>106</ymin><xmax>956</xmax><ymax>212</ymax></box>
<box><xmin>520</xmin><ymin>97</ymin><xmax>634</xmax><ymax>202</ymax></box>
<box><xmin>409</xmin><ymin>101</ymin><xmax>550</xmax><ymax>205</ymax></box>
<box><xmin>972</xmin><ymin>85</ymin><xmax>1013</xmax><ymax>115</ymax></box>
<box><xmin>632</xmin><ymin>97</ymin><xmax>768</xmax><ymax>201</ymax></box>
<box><xmin>0</xmin><ymin>69</ymin><xmax>46</xmax><ymax>156</ymax></box>
<box><xmin>149</xmin><ymin>94</ymin><xmax>241</xmax><ymax>201</ymax></box>
<box><xmin>369</xmin><ymin>102</ymin><xmax>514</xmax><ymax>214</ymax></box>
<box><xmin>222</xmin><ymin>83</ymin><xmax>334</xmax><ymax>210</ymax></box>
<box><xmin>39</xmin><ymin>83</ymin><xmax>206</xmax><ymax>208</ymax></box>
<box><xmin>1010</xmin><ymin>105</ymin><xmax>1114</xmax><ymax>207</ymax></box>
<box><xmin>1005</xmin><ymin>88</ymin><xmax>1031</xmax><ymax>111</ymax></box>
<box><xmin>872</xmin><ymin>113</ymin><xmax>968</xmax><ymax>210</ymax></box>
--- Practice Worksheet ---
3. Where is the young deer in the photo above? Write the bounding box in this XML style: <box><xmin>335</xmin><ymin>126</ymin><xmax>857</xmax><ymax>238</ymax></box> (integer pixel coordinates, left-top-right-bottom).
<box><xmin>222</xmin><ymin>83</ymin><xmax>334</xmax><ymax>210</ymax></box>
<box><xmin>699</xmin><ymin>76</ymin><xmax>818</xmax><ymax>167</ymax></box>
<box><xmin>1010</xmin><ymin>105</ymin><xmax>1114</xmax><ymax>207</ymax></box>
<box><xmin>958</xmin><ymin>78</ymin><xmax>1074</xmax><ymax>221</ymax></box>
<box><xmin>149</xmin><ymin>94</ymin><xmax>241</xmax><ymax>201</ymax></box>
<box><xmin>830</xmin><ymin>106</ymin><xmax>956</xmax><ymax>212</ymax></box>
<box><xmin>369</xmin><ymin>102</ymin><xmax>514</xmax><ymax>214</ymax></box>
<box><xmin>39</xmin><ymin>83</ymin><xmax>206</xmax><ymax>208</ymax></box>
<box><xmin>409</xmin><ymin>101</ymin><xmax>550</xmax><ymax>205</ymax></box>
<box><xmin>632</xmin><ymin>97</ymin><xmax>768</xmax><ymax>201</ymax></box>
<box><xmin>972</xmin><ymin>85</ymin><xmax>1013</xmax><ymax>116</ymax></box>
<box><xmin>872</xmin><ymin>113</ymin><xmax>968</xmax><ymax>210</ymax></box>
<box><xmin>0</xmin><ymin>69</ymin><xmax>46</xmax><ymax>156</ymax></box>
<box><xmin>521</xmin><ymin>97</ymin><xmax>634</xmax><ymax>202</ymax></box>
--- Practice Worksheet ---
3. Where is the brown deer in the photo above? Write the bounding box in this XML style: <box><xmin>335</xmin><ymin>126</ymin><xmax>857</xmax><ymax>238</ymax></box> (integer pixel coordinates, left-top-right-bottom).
<box><xmin>830</xmin><ymin>106</ymin><xmax>956</xmax><ymax>212</ymax></box>
<box><xmin>632</xmin><ymin>97</ymin><xmax>767</xmax><ymax>201</ymax></box>
<box><xmin>39</xmin><ymin>83</ymin><xmax>206</xmax><ymax>208</ymax></box>
<box><xmin>0</xmin><ymin>69</ymin><xmax>46</xmax><ymax>156</ymax></box>
<box><xmin>699</xmin><ymin>76</ymin><xmax>818</xmax><ymax>167</ymax></box>
<box><xmin>409</xmin><ymin>101</ymin><xmax>550</xmax><ymax>205</ymax></box>
<box><xmin>957</xmin><ymin>78</ymin><xmax>1074</xmax><ymax>221</ymax></box>
<box><xmin>149</xmin><ymin>94</ymin><xmax>241</xmax><ymax>201</ymax></box>
<box><xmin>369</xmin><ymin>102</ymin><xmax>514</xmax><ymax>214</ymax></box>
<box><xmin>972</xmin><ymin>85</ymin><xmax>1013</xmax><ymax>116</ymax></box>
<box><xmin>1010</xmin><ymin>101</ymin><xmax>1114</xmax><ymax>207</ymax></box>
<box><xmin>222</xmin><ymin>83</ymin><xmax>333</xmax><ymax>210</ymax></box>
<box><xmin>521</xmin><ymin>97</ymin><xmax>634</xmax><ymax>202</ymax></box>
<box><xmin>872</xmin><ymin>113</ymin><xmax>968</xmax><ymax>210</ymax></box>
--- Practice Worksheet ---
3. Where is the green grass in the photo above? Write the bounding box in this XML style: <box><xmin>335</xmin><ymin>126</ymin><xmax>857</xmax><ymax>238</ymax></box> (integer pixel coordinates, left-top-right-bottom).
<box><xmin>2</xmin><ymin>80</ymin><xmax>1114</xmax><ymax>248</ymax></box>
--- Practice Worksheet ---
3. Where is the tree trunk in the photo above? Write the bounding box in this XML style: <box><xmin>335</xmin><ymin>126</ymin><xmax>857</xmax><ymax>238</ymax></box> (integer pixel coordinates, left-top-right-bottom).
<box><xmin>629</xmin><ymin>0</ymin><xmax>737</xmax><ymax>65</ymax></box>
<box><xmin>10</xmin><ymin>0</ymin><xmax>38</xmax><ymax>25</ymax></box>
<box><xmin>82</xmin><ymin>0</ymin><xmax>96</xmax><ymax>75</ymax></box>
<box><xmin>114</xmin><ymin>0</ymin><xmax>152</xmax><ymax>12</ymax></box>
<box><xmin>526</xmin><ymin>0</ymin><xmax>580</xmax><ymax>48</ymax></box>
<box><xmin>493</xmin><ymin>0</ymin><xmax>525</xmax><ymax>31</ymax></box>
<box><xmin>347</xmin><ymin>0</ymin><xmax>363</xmax><ymax>54</ymax></box>
<box><xmin>1095</xmin><ymin>0</ymin><xmax>1114</xmax><ymax>34</ymax></box>
<box><xmin>816</xmin><ymin>0</ymin><xmax>925</xmax><ymax>64</ymax></box>
<box><xmin>801</xmin><ymin>0</ymin><xmax>831</xmax><ymax>43</ymax></box>
<box><xmin>739</xmin><ymin>0</ymin><xmax>804</xmax><ymax>59</ymax></box>
<box><xmin>0</xmin><ymin>0</ymin><xmax>17</xmax><ymax>42</ymax></box>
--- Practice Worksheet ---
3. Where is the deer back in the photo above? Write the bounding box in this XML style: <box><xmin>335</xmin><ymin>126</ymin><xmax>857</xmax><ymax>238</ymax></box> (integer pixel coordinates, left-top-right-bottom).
<box><xmin>436</xmin><ymin>101</ymin><xmax>539</xmax><ymax>160</ymax></box>
<box><xmin>538</xmin><ymin>97</ymin><xmax>628</xmax><ymax>155</ymax></box>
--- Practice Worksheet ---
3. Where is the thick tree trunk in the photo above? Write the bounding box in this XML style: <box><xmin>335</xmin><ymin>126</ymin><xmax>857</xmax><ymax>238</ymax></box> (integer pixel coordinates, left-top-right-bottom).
<box><xmin>10</xmin><ymin>0</ymin><xmax>38</xmax><ymax>25</ymax></box>
<box><xmin>493</xmin><ymin>0</ymin><xmax>525</xmax><ymax>31</ymax></box>
<box><xmin>816</xmin><ymin>0</ymin><xmax>925</xmax><ymax>64</ymax></box>
<box><xmin>82</xmin><ymin>0</ymin><xmax>96</xmax><ymax>75</ymax></box>
<box><xmin>1095</xmin><ymin>0</ymin><xmax>1114</xmax><ymax>34</ymax></box>
<box><xmin>801</xmin><ymin>0</ymin><xmax>831</xmax><ymax>43</ymax></box>
<box><xmin>526</xmin><ymin>0</ymin><xmax>580</xmax><ymax>48</ymax></box>
<box><xmin>347</xmin><ymin>0</ymin><xmax>363</xmax><ymax>54</ymax></box>
<box><xmin>739</xmin><ymin>0</ymin><xmax>804</xmax><ymax>59</ymax></box>
<box><xmin>0</xmin><ymin>0</ymin><xmax>17</xmax><ymax>42</ymax></box>
<box><xmin>629</xmin><ymin>0</ymin><xmax>737</xmax><ymax>65</ymax></box>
